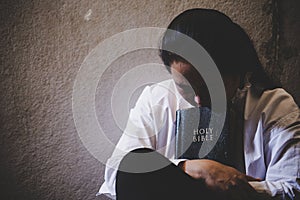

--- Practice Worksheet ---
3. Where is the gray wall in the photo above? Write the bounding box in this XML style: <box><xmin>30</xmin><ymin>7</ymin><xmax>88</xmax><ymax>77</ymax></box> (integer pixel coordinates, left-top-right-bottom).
<box><xmin>0</xmin><ymin>0</ymin><xmax>299</xmax><ymax>199</ymax></box>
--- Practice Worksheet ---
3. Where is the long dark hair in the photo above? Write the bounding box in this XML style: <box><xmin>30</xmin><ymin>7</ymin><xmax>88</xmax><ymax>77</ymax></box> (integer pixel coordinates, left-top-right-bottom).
<box><xmin>160</xmin><ymin>8</ymin><xmax>277</xmax><ymax>92</ymax></box>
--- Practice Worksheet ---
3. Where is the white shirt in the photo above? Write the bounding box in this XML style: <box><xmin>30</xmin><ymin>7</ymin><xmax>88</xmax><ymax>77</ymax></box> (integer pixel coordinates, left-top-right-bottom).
<box><xmin>97</xmin><ymin>79</ymin><xmax>300</xmax><ymax>199</ymax></box>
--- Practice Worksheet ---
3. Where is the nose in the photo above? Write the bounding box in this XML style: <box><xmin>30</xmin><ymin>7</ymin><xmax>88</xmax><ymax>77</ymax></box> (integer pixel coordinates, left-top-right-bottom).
<box><xmin>194</xmin><ymin>95</ymin><xmax>201</xmax><ymax>106</ymax></box>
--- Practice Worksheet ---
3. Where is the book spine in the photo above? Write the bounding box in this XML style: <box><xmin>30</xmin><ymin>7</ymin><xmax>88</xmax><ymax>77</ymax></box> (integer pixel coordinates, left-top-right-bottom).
<box><xmin>175</xmin><ymin>110</ymin><xmax>181</xmax><ymax>159</ymax></box>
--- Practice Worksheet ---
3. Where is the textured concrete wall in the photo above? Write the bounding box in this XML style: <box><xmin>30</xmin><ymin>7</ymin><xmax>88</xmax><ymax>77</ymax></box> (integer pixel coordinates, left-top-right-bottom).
<box><xmin>0</xmin><ymin>0</ymin><xmax>299</xmax><ymax>199</ymax></box>
<box><xmin>277</xmin><ymin>0</ymin><xmax>300</xmax><ymax>105</ymax></box>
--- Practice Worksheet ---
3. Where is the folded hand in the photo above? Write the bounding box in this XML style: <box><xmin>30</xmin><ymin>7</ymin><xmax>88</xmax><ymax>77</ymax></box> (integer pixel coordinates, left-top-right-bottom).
<box><xmin>181</xmin><ymin>159</ymin><xmax>263</xmax><ymax>199</ymax></box>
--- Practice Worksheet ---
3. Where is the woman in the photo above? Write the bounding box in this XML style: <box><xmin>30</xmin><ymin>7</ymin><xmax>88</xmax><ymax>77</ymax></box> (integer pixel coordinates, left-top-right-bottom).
<box><xmin>98</xmin><ymin>8</ymin><xmax>300</xmax><ymax>200</ymax></box>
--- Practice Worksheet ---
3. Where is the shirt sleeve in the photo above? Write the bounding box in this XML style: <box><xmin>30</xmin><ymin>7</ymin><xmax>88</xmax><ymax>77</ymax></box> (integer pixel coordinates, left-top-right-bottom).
<box><xmin>250</xmin><ymin>110</ymin><xmax>300</xmax><ymax>199</ymax></box>
<box><xmin>97</xmin><ymin>85</ymin><xmax>159</xmax><ymax>199</ymax></box>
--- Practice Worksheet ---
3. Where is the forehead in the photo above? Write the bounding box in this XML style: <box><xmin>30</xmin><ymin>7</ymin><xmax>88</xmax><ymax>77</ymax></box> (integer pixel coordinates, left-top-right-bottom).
<box><xmin>170</xmin><ymin>61</ymin><xmax>204</xmax><ymax>79</ymax></box>
<box><xmin>170</xmin><ymin>61</ymin><xmax>194</xmax><ymax>74</ymax></box>
<box><xmin>170</xmin><ymin>61</ymin><xmax>205</xmax><ymax>86</ymax></box>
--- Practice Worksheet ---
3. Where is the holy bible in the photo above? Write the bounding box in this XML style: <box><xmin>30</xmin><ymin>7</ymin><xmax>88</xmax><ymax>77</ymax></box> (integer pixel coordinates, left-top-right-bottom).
<box><xmin>175</xmin><ymin>107</ymin><xmax>230</xmax><ymax>165</ymax></box>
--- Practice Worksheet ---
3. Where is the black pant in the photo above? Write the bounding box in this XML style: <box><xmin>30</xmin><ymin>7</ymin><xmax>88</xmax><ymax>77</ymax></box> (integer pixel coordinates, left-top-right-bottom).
<box><xmin>116</xmin><ymin>148</ymin><xmax>222</xmax><ymax>200</ymax></box>
<box><xmin>116</xmin><ymin>148</ymin><xmax>275</xmax><ymax>200</ymax></box>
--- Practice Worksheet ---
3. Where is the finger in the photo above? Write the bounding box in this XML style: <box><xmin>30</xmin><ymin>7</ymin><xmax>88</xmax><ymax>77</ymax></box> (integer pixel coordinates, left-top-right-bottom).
<box><xmin>245</xmin><ymin>175</ymin><xmax>262</xmax><ymax>181</ymax></box>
